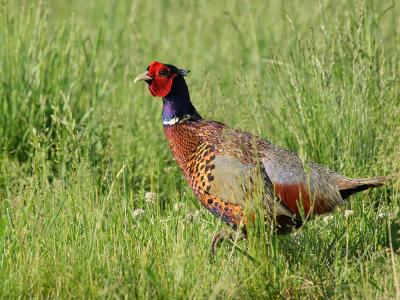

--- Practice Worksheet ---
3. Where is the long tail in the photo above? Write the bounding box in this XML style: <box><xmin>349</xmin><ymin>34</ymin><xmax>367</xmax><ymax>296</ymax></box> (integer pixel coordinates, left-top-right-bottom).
<box><xmin>338</xmin><ymin>176</ymin><xmax>388</xmax><ymax>199</ymax></box>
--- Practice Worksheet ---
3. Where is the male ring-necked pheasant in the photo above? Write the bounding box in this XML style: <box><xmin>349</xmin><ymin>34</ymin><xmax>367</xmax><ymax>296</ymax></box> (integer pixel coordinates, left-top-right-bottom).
<box><xmin>134</xmin><ymin>61</ymin><xmax>387</xmax><ymax>254</ymax></box>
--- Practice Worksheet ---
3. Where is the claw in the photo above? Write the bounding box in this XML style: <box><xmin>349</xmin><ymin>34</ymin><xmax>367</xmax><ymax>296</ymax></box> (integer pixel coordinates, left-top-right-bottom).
<box><xmin>210</xmin><ymin>229</ymin><xmax>247</xmax><ymax>257</ymax></box>
<box><xmin>211</xmin><ymin>229</ymin><xmax>232</xmax><ymax>256</ymax></box>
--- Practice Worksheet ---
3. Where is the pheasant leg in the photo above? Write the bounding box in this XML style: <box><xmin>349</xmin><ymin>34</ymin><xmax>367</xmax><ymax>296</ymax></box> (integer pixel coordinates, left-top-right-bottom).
<box><xmin>210</xmin><ymin>229</ymin><xmax>246</xmax><ymax>256</ymax></box>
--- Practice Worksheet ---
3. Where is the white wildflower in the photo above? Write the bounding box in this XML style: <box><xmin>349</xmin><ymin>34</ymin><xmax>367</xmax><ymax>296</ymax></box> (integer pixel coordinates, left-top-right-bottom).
<box><xmin>378</xmin><ymin>212</ymin><xmax>395</xmax><ymax>219</ymax></box>
<box><xmin>145</xmin><ymin>192</ymin><xmax>157</xmax><ymax>203</ymax></box>
<box><xmin>132</xmin><ymin>208</ymin><xmax>144</xmax><ymax>218</ymax></box>
<box><xmin>344</xmin><ymin>210</ymin><xmax>354</xmax><ymax>218</ymax></box>
<box><xmin>185</xmin><ymin>211</ymin><xmax>200</xmax><ymax>222</ymax></box>
<box><xmin>323</xmin><ymin>215</ymin><xmax>334</xmax><ymax>224</ymax></box>
<box><xmin>293</xmin><ymin>230</ymin><xmax>303</xmax><ymax>237</ymax></box>
<box><xmin>173</xmin><ymin>202</ymin><xmax>184</xmax><ymax>211</ymax></box>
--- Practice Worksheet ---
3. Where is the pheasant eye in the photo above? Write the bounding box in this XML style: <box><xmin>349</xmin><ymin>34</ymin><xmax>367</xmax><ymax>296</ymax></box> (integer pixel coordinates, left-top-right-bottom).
<box><xmin>159</xmin><ymin>69</ymin><xmax>169</xmax><ymax>77</ymax></box>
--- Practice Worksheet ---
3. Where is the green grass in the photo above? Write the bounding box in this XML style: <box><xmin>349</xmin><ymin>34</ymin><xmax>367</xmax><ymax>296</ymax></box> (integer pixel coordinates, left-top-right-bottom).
<box><xmin>1</xmin><ymin>0</ymin><xmax>400</xmax><ymax>298</ymax></box>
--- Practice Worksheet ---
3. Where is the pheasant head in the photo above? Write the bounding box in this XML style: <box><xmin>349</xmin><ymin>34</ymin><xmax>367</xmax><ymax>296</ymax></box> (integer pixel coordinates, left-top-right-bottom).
<box><xmin>134</xmin><ymin>61</ymin><xmax>201</xmax><ymax>125</ymax></box>
<box><xmin>134</xmin><ymin>61</ymin><xmax>190</xmax><ymax>97</ymax></box>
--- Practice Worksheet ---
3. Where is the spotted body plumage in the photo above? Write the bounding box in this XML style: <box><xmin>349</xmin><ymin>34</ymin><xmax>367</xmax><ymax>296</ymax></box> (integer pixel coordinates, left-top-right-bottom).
<box><xmin>164</xmin><ymin>121</ymin><xmax>244</xmax><ymax>229</ymax></box>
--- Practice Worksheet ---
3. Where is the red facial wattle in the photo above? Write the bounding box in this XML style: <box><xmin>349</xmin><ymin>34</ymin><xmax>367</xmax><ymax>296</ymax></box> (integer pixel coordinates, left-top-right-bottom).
<box><xmin>148</xmin><ymin>73</ymin><xmax>176</xmax><ymax>97</ymax></box>
<box><xmin>147</xmin><ymin>61</ymin><xmax>177</xmax><ymax>97</ymax></box>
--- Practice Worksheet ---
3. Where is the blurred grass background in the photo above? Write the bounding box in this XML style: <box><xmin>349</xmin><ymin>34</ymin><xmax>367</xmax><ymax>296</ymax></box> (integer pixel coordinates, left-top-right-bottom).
<box><xmin>0</xmin><ymin>0</ymin><xmax>399</xmax><ymax>298</ymax></box>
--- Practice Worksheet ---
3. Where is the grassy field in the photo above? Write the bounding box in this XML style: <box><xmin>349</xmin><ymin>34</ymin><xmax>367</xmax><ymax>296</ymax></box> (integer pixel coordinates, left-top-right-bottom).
<box><xmin>1</xmin><ymin>0</ymin><xmax>400</xmax><ymax>298</ymax></box>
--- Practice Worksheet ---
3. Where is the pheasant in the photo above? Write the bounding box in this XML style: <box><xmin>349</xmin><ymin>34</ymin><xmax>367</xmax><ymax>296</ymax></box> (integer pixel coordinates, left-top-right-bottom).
<box><xmin>134</xmin><ymin>61</ymin><xmax>388</xmax><ymax>254</ymax></box>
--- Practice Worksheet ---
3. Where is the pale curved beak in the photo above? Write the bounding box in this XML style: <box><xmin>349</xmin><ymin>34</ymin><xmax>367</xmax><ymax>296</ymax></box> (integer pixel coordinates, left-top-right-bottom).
<box><xmin>134</xmin><ymin>72</ymin><xmax>152</xmax><ymax>84</ymax></box>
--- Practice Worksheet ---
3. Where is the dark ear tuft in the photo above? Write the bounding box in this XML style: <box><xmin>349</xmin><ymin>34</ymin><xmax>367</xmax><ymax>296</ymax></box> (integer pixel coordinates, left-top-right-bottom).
<box><xmin>178</xmin><ymin>69</ymin><xmax>190</xmax><ymax>76</ymax></box>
